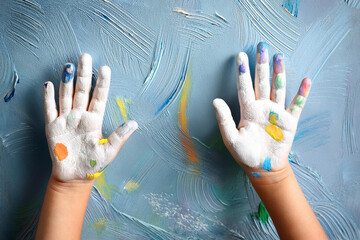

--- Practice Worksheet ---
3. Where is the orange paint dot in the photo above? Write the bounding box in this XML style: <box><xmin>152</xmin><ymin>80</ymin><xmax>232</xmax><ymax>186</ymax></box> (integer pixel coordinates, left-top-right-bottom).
<box><xmin>54</xmin><ymin>143</ymin><xmax>68</xmax><ymax>161</ymax></box>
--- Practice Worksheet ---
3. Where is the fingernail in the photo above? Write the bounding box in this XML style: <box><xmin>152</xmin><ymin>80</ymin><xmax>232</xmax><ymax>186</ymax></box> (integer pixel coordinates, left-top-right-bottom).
<box><xmin>299</xmin><ymin>78</ymin><xmax>311</xmax><ymax>97</ymax></box>
<box><xmin>257</xmin><ymin>42</ymin><xmax>269</xmax><ymax>64</ymax></box>
<box><xmin>62</xmin><ymin>63</ymin><xmax>75</xmax><ymax>83</ymax></box>
<box><xmin>273</xmin><ymin>53</ymin><xmax>284</xmax><ymax>74</ymax></box>
<box><xmin>239</xmin><ymin>63</ymin><xmax>246</xmax><ymax>74</ymax></box>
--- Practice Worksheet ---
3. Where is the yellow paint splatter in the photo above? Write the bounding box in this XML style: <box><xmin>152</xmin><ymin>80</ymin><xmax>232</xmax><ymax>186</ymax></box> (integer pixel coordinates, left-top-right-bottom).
<box><xmin>86</xmin><ymin>171</ymin><xmax>103</xmax><ymax>180</ymax></box>
<box><xmin>94</xmin><ymin>172</ymin><xmax>118</xmax><ymax>201</ymax></box>
<box><xmin>116</xmin><ymin>97</ymin><xmax>132</xmax><ymax>121</ymax></box>
<box><xmin>265</xmin><ymin>111</ymin><xmax>283</xmax><ymax>141</ymax></box>
<box><xmin>178</xmin><ymin>67</ymin><xmax>198</xmax><ymax>163</ymax></box>
<box><xmin>98</xmin><ymin>138</ymin><xmax>108</xmax><ymax>145</ymax></box>
<box><xmin>265</xmin><ymin>125</ymin><xmax>283</xmax><ymax>141</ymax></box>
<box><xmin>124</xmin><ymin>180</ymin><xmax>139</xmax><ymax>193</ymax></box>
<box><xmin>93</xmin><ymin>218</ymin><xmax>107</xmax><ymax>235</ymax></box>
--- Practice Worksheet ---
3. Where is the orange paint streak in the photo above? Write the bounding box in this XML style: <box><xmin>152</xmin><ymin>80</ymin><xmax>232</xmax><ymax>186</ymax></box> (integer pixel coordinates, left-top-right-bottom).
<box><xmin>54</xmin><ymin>143</ymin><xmax>68</xmax><ymax>161</ymax></box>
<box><xmin>178</xmin><ymin>68</ymin><xmax>198</xmax><ymax>163</ymax></box>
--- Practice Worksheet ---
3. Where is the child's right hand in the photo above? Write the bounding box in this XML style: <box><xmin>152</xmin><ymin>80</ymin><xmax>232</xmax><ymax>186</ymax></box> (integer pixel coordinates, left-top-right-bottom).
<box><xmin>213</xmin><ymin>42</ymin><xmax>311</xmax><ymax>181</ymax></box>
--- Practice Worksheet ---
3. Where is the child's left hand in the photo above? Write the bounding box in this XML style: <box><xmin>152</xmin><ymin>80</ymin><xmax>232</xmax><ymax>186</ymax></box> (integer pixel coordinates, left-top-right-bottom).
<box><xmin>43</xmin><ymin>54</ymin><xmax>137</xmax><ymax>181</ymax></box>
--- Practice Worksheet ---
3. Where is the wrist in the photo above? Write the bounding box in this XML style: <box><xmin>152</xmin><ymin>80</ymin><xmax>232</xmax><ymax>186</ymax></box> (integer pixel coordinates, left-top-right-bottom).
<box><xmin>244</xmin><ymin>161</ymin><xmax>292</xmax><ymax>187</ymax></box>
<box><xmin>48</xmin><ymin>174</ymin><xmax>95</xmax><ymax>195</ymax></box>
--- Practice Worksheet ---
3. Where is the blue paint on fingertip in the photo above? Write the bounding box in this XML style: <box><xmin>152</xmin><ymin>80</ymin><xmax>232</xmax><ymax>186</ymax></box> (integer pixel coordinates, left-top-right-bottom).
<box><xmin>263</xmin><ymin>157</ymin><xmax>272</xmax><ymax>171</ymax></box>
<box><xmin>62</xmin><ymin>63</ymin><xmax>75</xmax><ymax>83</ymax></box>
<box><xmin>257</xmin><ymin>42</ymin><xmax>269</xmax><ymax>53</ymax></box>
<box><xmin>239</xmin><ymin>63</ymin><xmax>246</xmax><ymax>73</ymax></box>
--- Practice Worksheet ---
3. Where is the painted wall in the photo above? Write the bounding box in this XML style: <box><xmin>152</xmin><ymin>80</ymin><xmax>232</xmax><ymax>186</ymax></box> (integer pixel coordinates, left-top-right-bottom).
<box><xmin>1</xmin><ymin>0</ymin><xmax>360</xmax><ymax>239</ymax></box>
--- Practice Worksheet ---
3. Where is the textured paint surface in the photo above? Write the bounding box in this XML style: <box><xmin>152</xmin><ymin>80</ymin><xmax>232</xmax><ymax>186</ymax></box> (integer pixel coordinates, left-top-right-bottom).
<box><xmin>1</xmin><ymin>0</ymin><xmax>360</xmax><ymax>239</ymax></box>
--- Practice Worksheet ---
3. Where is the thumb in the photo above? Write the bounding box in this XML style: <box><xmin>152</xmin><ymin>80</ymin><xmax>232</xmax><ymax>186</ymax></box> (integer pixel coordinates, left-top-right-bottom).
<box><xmin>212</xmin><ymin>98</ymin><xmax>238</xmax><ymax>145</ymax></box>
<box><xmin>106</xmin><ymin>120</ymin><xmax>138</xmax><ymax>159</ymax></box>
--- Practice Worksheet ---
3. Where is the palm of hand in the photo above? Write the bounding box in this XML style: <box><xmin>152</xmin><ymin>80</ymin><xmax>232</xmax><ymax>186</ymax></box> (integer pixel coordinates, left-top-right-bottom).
<box><xmin>213</xmin><ymin>43</ymin><xmax>310</xmax><ymax>174</ymax></box>
<box><xmin>43</xmin><ymin>54</ymin><xmax>137</xmax><ymax>181</ymax></box>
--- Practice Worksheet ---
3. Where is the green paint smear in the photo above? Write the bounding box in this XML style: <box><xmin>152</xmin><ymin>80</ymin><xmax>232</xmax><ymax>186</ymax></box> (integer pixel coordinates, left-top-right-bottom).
<box><xmin>275</xmin><ymin>75</ymin><xmax>284</xmax><ymax>88</ymax></box>
<box><xmin>256</xmin><ymin>201</ymin><xmax>269</xmax><ymax>223</ymax></box>
<box><xmin>295</xmin><ymin>95</ymin><xmax>305</xmax><ymax>106</ymax></box>
<box><xmin>90</xmin><ymin>159</ymin><xmax>97</xmax><ymax>167</ymax></box>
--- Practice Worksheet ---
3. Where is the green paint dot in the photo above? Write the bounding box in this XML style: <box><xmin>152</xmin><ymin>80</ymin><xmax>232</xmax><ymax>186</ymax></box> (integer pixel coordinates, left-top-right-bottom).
<box><xmin>90</xmin><ymin>160</ymin><xmax>97</xmax><ymax>168</ymax></box>
<box><xmin>291</xmin><ymin>105</ymin><xmax>298</xmax><ymax>112</ymax></box>
<box><xmin>295</xmin><ymin>95</ymin><xmax>305</xmax><ymax>106</ymax></box>
<box><xmin>275</xmin><ymin>75</ymin><xmax>284</xmax><ymax>88</ymax></box>
<box><xmin>256</xmin><ymin>201</ymin><xmax>269</xmax><ymax>223</ymax></box>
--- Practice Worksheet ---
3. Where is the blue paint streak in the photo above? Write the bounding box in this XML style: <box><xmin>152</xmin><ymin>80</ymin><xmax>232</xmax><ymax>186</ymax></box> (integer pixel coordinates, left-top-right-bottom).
<box><xmin>4</xmin><ymin>71</ymin><xmax>19</xmax><ymax>103</ymax></box>
<box><xmin>257</xmin><ymin>42</ymin><xmax>269</xmax><ymax>54</ymax></box>
<box><xmin>250</xmin><ymin>172</ymin><xmax>261</xmax><ymax>178</ymax></box>
<box><xmin>4</xmin><ymin>89</ymin><xmax>15</xmax><ymax>102</ymax></box>
<box><xmin>263</xmin><ymin>157</ymin><xmax>272</xmax><ymax>171</ymax></box>
<box><xmin>155</xmin><ymin>49</ymin><xmax>190</xmax><ymax>115</ymax></box>
<box><xmin>282</xmin><ymin>0</ymin><xmax>299</xmax><ymax>17</ymax></box>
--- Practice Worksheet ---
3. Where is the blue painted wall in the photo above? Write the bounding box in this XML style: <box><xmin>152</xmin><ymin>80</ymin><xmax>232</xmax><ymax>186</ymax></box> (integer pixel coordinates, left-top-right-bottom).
<box><xmin>1</xmin><ymin>0</ymin><xmax>360</xmax><ymax>239</ymax></box>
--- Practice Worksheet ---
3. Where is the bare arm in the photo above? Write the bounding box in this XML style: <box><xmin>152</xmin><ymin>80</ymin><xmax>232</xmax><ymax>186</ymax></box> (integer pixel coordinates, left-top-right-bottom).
<box><xmin>36</xmin><ymin>177</ymin><xmax>94</xmax><ymax>240</ymax></box>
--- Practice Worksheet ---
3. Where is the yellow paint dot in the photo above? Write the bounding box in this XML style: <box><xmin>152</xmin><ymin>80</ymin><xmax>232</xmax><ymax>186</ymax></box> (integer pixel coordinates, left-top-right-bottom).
<box><xmin>86</xmin><ymin>171</ymin><xmax>103</xmax><ymax>180</ymax></box>
<box><xmin>265</xmin><ymin>124</ymin><xmax>283</xmax><ymax>141</ymax></box>
<box><xmin>124</xmin><ymin>180</ymin><xmax>139</xmax><ymax>193</ymax></box>
<box><xmin>54</xmin><ymin>143</ymin><xmax>68</xmax><ymax>161</ymax></box>
<box><xmin>269</xmin><ymin>113</ymin><xmax>278</xmax><ymax>125</ymax></box>
<box><xmin>98</xmin><ymin>138</ymin><xmax>108</xmax><ymax>145</ymax></box>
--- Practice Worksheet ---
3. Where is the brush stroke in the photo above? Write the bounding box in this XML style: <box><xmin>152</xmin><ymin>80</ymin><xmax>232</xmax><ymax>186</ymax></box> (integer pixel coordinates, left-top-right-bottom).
<box><xmin>178</xmin><ymin>68</ymin><xmax>198</xmax><ymax>163</ymax></box>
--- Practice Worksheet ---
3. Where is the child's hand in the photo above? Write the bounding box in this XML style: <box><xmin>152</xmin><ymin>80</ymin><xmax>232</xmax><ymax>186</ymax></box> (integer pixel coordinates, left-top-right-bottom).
<box><xmin>43</xmin><ymin>54</ymin><xmax>138</xmax><ymax>182</ymax></box>
<box><xmin>213</xmin><ymin>42</ymin><xmax>311</xmax><ymax>178</ymax></box>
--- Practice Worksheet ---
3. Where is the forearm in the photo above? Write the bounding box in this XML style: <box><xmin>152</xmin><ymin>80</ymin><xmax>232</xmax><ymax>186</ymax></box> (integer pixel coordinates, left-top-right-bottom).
<box><xmin>248</xmin><ymin>164</ymin><xmax>328</xmax><ymax>240</ymax></box>
<box><xmin>36</xmin><ymin>175</ymin><xmax>94</xmax><ymax>240</ymax></box>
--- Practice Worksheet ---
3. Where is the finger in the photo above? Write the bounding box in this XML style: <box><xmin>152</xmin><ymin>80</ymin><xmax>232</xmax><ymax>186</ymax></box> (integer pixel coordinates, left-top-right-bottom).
<box><xmin>43</xmin><ymin>81</ymin><xmax>58</xmax><ymax>124</ymax></box>
<box><xmin>105</xmin><ymin>120</ymin><xmax>138</xmax><ymax>163</ymax></box>
<box><xmin>287</xmin><ymin>78</ymin><xmax>311</xmax><ymax>119</ymax></box>
<box><xmin>88</xmin><ymin>66</ymin><xmax>111</xmax><ymax>116</ymax></box>
<box><xmin>212</xmin><ymin>98</ymin><xmax>238</xmax><ymax>144</ymax></box>
<box><xmin>73</xmin><ymin>53</ymin><xmax>92</xmax><ymax>111</ymax></box>
<box><xmin>270</xmin><ymin>53</ymin><xmax>286</xmax><ymax>106</ymax></box>
<box><xmin>59</xmin><ymin>63</ymin><xmax>75</xmax><ymax>115</ymax></box>
<box><xmin>236</xmin><ymin>52</ymin><xmax>255</xmax><ymax>108</ymax></box>
<box><xmin>255</xmin><ymin>42</ymin><xmax>270</xmax><ymax>100</ymax></box>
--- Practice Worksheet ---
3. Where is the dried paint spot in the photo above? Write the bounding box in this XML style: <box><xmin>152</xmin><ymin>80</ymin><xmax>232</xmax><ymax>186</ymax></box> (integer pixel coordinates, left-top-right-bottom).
<box><xmin>273</xmin><ymin>53</ymin><xmax>284</xmax><ymax>74</ymax></box>
<box><xmin>299</xmin><ymin>78</ymin><xmax>311</xmax><ymax>97</ymax></box>
<box><xmin>90</xmin><ymin>159</ymin><xmax>97</xmax><ymax>167</ymax></box>
<box><xmin>62</xmin><ymin>63</ymin><xmax>74</xmax><ymax>83</ymax></box>
<box><xmin>98</xmin><ymin>138</ymin><xmax>108</xmax><ymax>145</ymax></box>
<box><xmin>124</xmin><ymin>180</ymin><xmax>139</xmax><ymax>193</ymax></box>
<box><xmin>263</xmin><ymin>157</ymin><xmax>272</xmax><ymax>171</ymax></box>
<box><xmin>93</xmin><ymin>218</ymin><xmax>107</xmax><ymax>235</ymax></box>
<box><xmin>256</xmin><ymin>201</ymin><xmax>269</xmax><ymax>223</ymax></box>
<box><xmin>275</xmin><ymin>75</ymin><xmax>284</xmax><ymax>89</ymax></box>
<box><xmin>266</xmin><ymin>111</ymin><xmax>283</xmax><ymax>141</ymax></box>
<box><xmin>239</xmin><ymin>63</ymin><xmax>246</xmax><ymax>73</ymax></box>
<box><xmin>257</xmin><ymin>42</ymin><xmax>269</xmax><ymax>64</ymax></box>
<box><xmin>86</xmin><ymin>171</ymin><xmax>103</xmax><ymax>180</ymax></box>
<box><xmin>265</xmin><ymin>124</ymin><xmax>284</xmax><ymax>141</ymax></box>
<box><xmin>54</xmin><ymin>143</ymin><xmax>68</xmax><ymax>161</ymax></box>
<box><xmin>4</xmin><ymin>71</ymin><xmax>19</xmax><ymax>103</ymax></box>
<box><xmin>295</xmin><ymin>95</ymin><xmax>305</xmax><ymax>107</ymax></box>
<box><xmin>250</xmin><ymin>172</ymin><xmax>261</xmax><ymax>178</ymax></box>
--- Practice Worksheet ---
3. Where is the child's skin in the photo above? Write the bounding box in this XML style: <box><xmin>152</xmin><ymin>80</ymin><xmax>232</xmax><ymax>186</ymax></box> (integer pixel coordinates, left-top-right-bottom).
<box><xmin>36</xmin><ymin>43</ymin><xmax>327</xmax><ymax>239</ymax></box>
